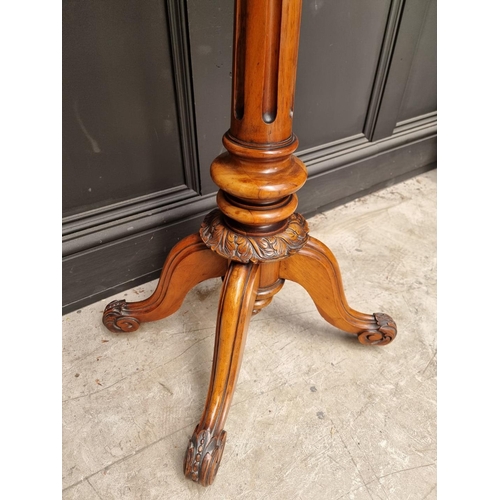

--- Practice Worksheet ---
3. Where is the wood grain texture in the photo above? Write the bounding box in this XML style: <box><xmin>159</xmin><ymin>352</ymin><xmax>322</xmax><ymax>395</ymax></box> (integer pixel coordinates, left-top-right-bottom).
<box><xmin>102</xmin><ymin>233</ymin><xmax>227</xmax><ymax>332</ymax></box>
<box><xmin>279</xmin><ymin>236</ymin><xmax>397</xmax><ymax>345</ymax></box>
<box><xmin>184</xmin><ymin>262</ymin><xmax>260</xmax><ymax>486</ymax></box>
<box><xmin>253</xmin><ymin>261</ymin><xmax>284</xmax><ymax>314</ymax></box>
<box><xmin>229</xmin><ymin>0</ymin><xmax>300</xmax><ymax>143</ymax></box>
<box><xmin>210</xmin><ymin>0</ymin><xmax>307</xmax><ymax>235</ymax></box>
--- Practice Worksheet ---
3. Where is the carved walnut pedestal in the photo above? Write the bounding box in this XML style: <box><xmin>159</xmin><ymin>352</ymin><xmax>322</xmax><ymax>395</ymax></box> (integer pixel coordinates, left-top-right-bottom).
<box><xmin>103</xmin><ymin>0</ymin><xmax>397</xmax><ymax>487</ymax></box>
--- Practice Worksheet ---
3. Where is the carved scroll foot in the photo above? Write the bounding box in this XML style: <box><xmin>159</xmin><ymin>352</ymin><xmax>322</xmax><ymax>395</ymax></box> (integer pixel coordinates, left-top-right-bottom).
<box><xmin>358</xmin><ymin>312</ymin><xmax>397</xmax><ymax>346</ymax></box>
<box><xmin>184</xmin><ymin>261</ymin><xmax>259</xmax><ymax>485</ymax></box>
<box><xmin>279</xmin><ymin>236</ymin><xmax>397</xmax><ymax>345</ymax></box>
<box><xmin>184</xmin><ymin>426</ymin><xmax>227</xmax><ymax>486</ymax></box>
<box><xmin>102</xmin><ymin>233</ymin><xmax>228</xmax><ymax>333</ymax></box>
<box><xmin>103</xmin><ymin>299</ymin><xmax>141</xmax><ymax>333</ymax></box>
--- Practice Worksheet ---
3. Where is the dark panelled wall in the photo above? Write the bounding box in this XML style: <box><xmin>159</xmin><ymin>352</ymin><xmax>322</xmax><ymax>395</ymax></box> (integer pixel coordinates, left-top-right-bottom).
<box><xmin>62</xmin><ymin>0</ymin><xmax>436</xmax><ymax>314</ymax></box>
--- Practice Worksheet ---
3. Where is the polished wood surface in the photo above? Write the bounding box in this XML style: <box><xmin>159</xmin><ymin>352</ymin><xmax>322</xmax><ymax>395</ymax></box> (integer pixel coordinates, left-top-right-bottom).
<box><xmin>211</xmin><ymin>0</ymin><xmax>307</xmax><ymax>237</ymax></box>
<box><xmin>102</xmin><ymin>0</ymin><xmax>397</xmax><ymax>486</ymax></box>
<box><xmin>279</xmin><ymin>237</ymin><xmax>396</xmax><ymax>345</ymax></box>
<box><xmin>103</xmin><ymin>234</ymin><xmax>227</xmax><ymax>332</ymax></box>
<box><xmin>184</xmin><ymin>262</ymin><xmax>259</xmax><ymax>486</ymax></box>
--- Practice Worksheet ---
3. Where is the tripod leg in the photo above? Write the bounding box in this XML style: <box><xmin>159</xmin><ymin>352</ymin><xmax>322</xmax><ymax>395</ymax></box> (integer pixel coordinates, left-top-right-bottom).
<box><xmin>184</xmin><ymin>261</ymin><xmax>259</xmax><ymax>486</ymax></box>
<box><xmin>279</xmin><ymin>237</ymin><xmax>397</xmax><ymax>345</ymax></box>
<box><xmin>103</xmin><ymin>234</ymin><xmax>228</xmax><ymax>333</ymax></box>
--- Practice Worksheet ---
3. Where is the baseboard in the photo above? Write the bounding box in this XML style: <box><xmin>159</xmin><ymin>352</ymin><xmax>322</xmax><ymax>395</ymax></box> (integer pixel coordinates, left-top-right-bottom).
<box><xmin>63</xmin><ymin>116</ymin><xmax>436</xmax><ymax>314</ymax></box>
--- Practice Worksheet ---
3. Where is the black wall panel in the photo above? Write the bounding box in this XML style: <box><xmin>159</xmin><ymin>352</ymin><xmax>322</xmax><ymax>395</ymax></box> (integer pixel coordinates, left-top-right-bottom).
<box><xmin>186</xmin><ymin>0</ymin><xmax>234</xmax><ymax>195</ymax></box>
<box><xmin>63</xmin><ymin>0</ymin><xmax>188</xmax><ymax>217</ymax></box>
<box><xmin>397</xmin><ymin>0</ymin><xmax>437</xmax><ymax>123</ymax></box>
<box><xmin>294</xmin><ymin>0</ymin><xmax>391</xmax><ymax>149</ymax></box>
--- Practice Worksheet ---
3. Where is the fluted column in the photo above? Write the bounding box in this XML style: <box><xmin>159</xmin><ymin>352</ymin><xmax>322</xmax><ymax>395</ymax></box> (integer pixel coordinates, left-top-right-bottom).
<box><xmin>202</xmin><ymin>0</ymin><xmax>309</xmax><ymax>263</ymax></box>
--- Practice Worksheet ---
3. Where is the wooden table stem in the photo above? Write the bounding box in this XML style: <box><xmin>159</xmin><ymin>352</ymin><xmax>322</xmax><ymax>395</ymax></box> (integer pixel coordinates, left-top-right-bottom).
<box><xmin>102</xmin><ymin>0</ymin><xmax>397</xmax><ymax>486</ymax></box>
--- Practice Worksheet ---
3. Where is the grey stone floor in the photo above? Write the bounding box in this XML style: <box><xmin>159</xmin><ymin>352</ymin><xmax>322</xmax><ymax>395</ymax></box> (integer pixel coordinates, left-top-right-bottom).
<box><xmin>62</xmin><ymin>170</ymin><xmax>436</xmax><ymax>500</ymax></box>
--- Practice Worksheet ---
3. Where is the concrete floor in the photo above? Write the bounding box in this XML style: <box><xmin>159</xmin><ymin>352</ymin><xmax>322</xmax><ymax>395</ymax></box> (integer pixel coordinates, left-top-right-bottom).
<box><xmin>62</xmin><ymin>170</ymin><xmax>437</xmax><ymax>500</ymax></box>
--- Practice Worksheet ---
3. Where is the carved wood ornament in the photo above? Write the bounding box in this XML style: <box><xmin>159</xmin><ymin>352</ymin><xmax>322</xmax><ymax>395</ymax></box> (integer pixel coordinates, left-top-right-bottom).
<box><xmin>200</xmin><ymin>209</ymin><xmax>309</xmax><ymax>263</ymax></box>
<box><xmin>102</xmin><ymin>0</ymin><xmax>397</xmax><ymax>487</ymax></box>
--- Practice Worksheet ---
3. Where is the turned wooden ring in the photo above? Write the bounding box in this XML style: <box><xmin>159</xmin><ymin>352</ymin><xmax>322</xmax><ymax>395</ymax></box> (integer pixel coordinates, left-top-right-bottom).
<box><xmin>217</xmin><ymin>191</ymin><xmax>299</xmax><ymax>226</ymax></box>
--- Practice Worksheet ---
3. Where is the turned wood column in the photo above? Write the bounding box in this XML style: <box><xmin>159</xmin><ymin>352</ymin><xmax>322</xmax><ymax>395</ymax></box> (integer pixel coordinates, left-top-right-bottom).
<box><xmin>200</xmin><ymin>0</ymin><xmax>309</xmax><ymax>263</ymax></box>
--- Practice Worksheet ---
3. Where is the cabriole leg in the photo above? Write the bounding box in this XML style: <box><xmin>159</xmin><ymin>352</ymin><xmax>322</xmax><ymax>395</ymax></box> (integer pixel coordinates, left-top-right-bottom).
<box><xmin>184</xmin><ymin>261</ymin><xmax>260</xmax><ymax>486</ymax></box>
<box><xmin>102</xmin><ymin>234</ymin><xmax>228</xmax><ymax>333</ymax></box>
<box><xmin>279</xmin><ymin>237</ymin><xmax>397</xmax><ymax>345</ymax></box>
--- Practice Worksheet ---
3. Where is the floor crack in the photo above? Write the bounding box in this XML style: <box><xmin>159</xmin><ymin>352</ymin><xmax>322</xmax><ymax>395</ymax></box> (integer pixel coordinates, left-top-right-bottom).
<box><xmin>63</xmin><ymin>422</ymin><xmax>195</xmax><ymax>493</ymax></box>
